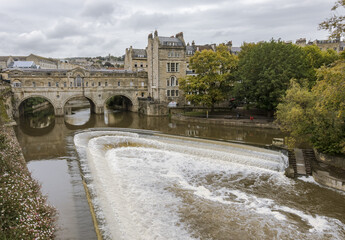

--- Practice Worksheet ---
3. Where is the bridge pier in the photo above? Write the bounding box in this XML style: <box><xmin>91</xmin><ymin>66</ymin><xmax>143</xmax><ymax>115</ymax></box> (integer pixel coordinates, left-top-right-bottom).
<box><xmin>55</xmin><ymin>107</ymin><xmax>64</xmax><ymax>117</ymax></box>
<box><xmin>95</xmin><ymin>106</ymin><xmax>104</xmax><ymax>115</ymax></box>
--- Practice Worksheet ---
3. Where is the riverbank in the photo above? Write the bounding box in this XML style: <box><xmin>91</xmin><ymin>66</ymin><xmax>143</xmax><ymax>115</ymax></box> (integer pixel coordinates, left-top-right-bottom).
<box><xmin>0</xmin><ymin>89</ymin><xmax>56</xmax><ymax>239</ymax></box>
<box><xmin>171</xmin><ymin>113</ymin><xmax>279</xmax><ymax>129</ymax></box>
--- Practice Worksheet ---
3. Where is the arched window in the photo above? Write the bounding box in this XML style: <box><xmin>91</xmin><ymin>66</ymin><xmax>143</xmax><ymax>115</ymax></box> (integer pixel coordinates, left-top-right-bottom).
<box><xmin>74</xmin><ymin>75</ymin><xmax>83</xmax><ymax>87</ymax></box>
<box><xmin>170</xmin><ymin>76</ymin><xmax>177</xmax><ymax>86</ymax></box>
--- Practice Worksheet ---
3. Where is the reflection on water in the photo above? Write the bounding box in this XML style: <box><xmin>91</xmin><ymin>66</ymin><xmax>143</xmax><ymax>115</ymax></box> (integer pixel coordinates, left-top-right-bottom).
<box><xmin>16</xmin><ymin>108</ymin><xmax>289</xmax><ymax>239</ymax></box>
<box><xmin>65</xmin><ymin>108</ymin><xmax>91</xmax><ymax>126</ymax></box>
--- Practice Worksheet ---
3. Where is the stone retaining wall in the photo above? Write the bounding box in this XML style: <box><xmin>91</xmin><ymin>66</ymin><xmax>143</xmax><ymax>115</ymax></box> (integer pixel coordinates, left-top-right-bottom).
<box><xmin>171</xmin><ymin>114</ymin><xmax>279</xmax><ymax>129</ymax></box>
<box><xmin>313</xmin><ymin>169</ymin><xmax>345</xmax><ymax>192</ymax></box>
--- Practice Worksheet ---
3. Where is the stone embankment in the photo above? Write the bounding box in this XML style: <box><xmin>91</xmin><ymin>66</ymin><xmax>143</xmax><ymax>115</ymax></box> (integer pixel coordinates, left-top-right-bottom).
<box><xmin>0</xmin><ymin>86</ymin><xmax>57</xmax><ymax>238</ymax></box>
<box><xmin>171</xmin><ymin>114</ymin><xmax>279</xmax><ymax>129</ymax></box>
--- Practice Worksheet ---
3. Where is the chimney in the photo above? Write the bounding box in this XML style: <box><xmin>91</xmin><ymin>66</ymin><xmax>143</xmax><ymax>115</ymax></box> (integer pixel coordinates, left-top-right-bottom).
<box><xmin>154</xmin><ymin>30</ymin><xmax>158</xmax><ymax>37</ymax></box>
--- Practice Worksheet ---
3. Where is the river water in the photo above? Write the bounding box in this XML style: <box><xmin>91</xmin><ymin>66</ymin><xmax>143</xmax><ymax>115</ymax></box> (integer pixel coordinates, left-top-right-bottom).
<box><xmin>15</xmin><ymin>108</ymin><xmax>345</xmax><ymax>239</ymax></box>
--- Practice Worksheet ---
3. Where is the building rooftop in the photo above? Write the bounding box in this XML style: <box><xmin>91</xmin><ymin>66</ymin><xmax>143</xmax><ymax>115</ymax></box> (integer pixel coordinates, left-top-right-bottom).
<box><xmin>159</xmin><ymin>36</ymin><xmax>184</xmax><ymax>46</ymax></box>
<box><xmin>132</xmin><ymin>49</ymin><xmax>147</xmax><ymax>58</ymax></box>
<box><xmin>10</xmin><ymin>61</ymin><xmax>36</xmax><ymax>68</ymax></box>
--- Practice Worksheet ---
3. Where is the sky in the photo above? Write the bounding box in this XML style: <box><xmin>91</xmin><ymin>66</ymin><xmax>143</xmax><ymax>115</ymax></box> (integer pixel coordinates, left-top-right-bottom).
<box><xmin>0</xmin><ymin>0</ymin><xmax>340</xmax><ymax>58</ymax></box>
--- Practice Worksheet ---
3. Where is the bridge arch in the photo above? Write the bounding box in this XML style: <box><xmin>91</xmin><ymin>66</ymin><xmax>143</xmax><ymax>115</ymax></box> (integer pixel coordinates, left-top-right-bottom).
<box><xmin>62</xmin><ymin>95</ymin><xmax>97</xmax><ymax>115</ymax></box>
<box><xmin>17</xmin><ymin>95</ymin><xmax>57</xmax><ymax>117</ymax></box>
<box><xmin>104</xmin><ymin>93</ymin><xmax>136</xmax><ymax>112</ymax></box>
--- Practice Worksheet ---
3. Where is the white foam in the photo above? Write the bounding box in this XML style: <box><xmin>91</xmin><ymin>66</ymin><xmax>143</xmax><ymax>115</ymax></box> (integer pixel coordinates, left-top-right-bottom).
<box><xmin>74</xmin><ymin>130</ymin><xmax>345</xmax><ymax>240</ymax></box>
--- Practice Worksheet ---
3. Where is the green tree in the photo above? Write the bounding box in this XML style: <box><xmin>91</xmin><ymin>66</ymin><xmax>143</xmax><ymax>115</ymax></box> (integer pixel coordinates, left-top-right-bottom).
<box><xmin>179</xmin><ymin>44</ymin><xmax>238</xmax><ymax>110</ymax></box>
<box><xmin>302</xmin><ymin>45</ymin><xmax>339</xmax><ymax>87</ymax></box>
<box><xmin>319</xmin><ymin>0</ymin><xmax>345</xmax><ymax>39</ymax></box>
<box><xmin>234</xmin><ymin>40</ymin><xmax>312</xmax><ymax>112</ymax></box>
<box><xmin>276</xmin><ymin>61</ymin><xmax>345</xmax><ymax>154</ymax></box>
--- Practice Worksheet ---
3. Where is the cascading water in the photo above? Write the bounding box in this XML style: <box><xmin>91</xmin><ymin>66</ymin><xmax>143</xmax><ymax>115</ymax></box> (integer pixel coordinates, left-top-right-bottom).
<box><xmin>74</xmin><ymin>130</ymin><xmax>345</xmax><ymax>240</ymax></box>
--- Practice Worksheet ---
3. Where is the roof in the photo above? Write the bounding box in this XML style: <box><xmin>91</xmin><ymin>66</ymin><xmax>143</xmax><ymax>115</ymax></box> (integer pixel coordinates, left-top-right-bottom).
<box><xmin>231</xmin><ymin>47</ymin><xmax>242</xmax><ymax>53</ymax></box>
<box><xmin>0</xmin><ymin>56</ymin><xmax>12</xmax><ymax>61</ymax></box>
<box><xmin>195</xmin><ymin>44</ymin><xmax>215</xmax><ymax>52</ymax></box>
<box><xmin>186</xmin><ymin>45</ymin><xmax>195</xmax><ymax>54</ymax></box>
<box><xmin>159</xmin><ymin>36</ymin><xmax>183</xmax><ymax>46</ymax></box>
<box><xmin>10</xmin><ymin>61</ymin><xmax>36</xmax><ymax>68</ymax></box>
<box><xmin>132</xmin><ymin>49</ymin><xmax>147</xmax><ymax>58</ymax></box>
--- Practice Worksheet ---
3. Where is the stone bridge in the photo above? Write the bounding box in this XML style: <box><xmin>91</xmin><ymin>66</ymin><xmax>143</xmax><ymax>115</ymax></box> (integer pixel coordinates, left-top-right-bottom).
<box><xmin>4</xmin><ymin>68</ymin><xmax>149</xmax><ymax>117</ymax></box>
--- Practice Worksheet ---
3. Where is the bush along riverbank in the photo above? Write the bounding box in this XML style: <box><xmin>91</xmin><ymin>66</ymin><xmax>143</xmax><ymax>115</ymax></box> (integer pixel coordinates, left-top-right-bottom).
<box><xmin>0</xmin><ymin>89</ymin><xmax>56</xmax><ymax>239</ymax></box>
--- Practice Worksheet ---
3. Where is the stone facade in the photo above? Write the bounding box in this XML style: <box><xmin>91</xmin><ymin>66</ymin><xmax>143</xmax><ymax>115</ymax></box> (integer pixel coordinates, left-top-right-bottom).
<box><xmin>3</xmin><ymin>68</ymin><xmax>148</xmax><ymax>116</ymax></box>
<box><xmin>147</xmin><ymin>31</ymin><xmax>186</xmax><ymax>104</ymax></box>
<box><xmin>295</xmin><ymin>38</ymin><xmax>345</xmax><ymax>52</ymax></box>
<box><xmin>0</xmin><ymin>56</ymin><xmax>14</xmax><ymax>70</ymax></box>
<box><xmin>26</xmin><ymin>54</ymin><xmax>59</xmax><ymax>69</ymax></box>
<box><xmin>124</xmin><ymin>47</ymin><xmax>148</xmax><ymax>72</ymax></box>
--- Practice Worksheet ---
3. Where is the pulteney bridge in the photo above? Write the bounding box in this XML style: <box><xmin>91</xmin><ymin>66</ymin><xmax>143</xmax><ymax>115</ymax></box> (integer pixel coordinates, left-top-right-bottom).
<box><xmin>3</xmin><ymin>67</ymin><xmax>149</xmax><ymax>117</ymax></box>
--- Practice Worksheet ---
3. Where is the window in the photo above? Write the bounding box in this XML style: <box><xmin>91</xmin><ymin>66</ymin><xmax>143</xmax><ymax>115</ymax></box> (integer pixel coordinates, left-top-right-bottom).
<box><xmin>56</xmin><ymin>82</ymin><xmax>59</xmax><ymax>87</ymax></box>
<box><xmin>141</xmin><ymin>82</ymin><xmax>144</xmax><ymax>87</ymax></box>
<box><xmin>98</xmin><ymin>82</ymin><xmax>101</xmax><ymax>86</ymax></box>
<box><xmin>130</xmin><ymin>81</ymin><xmax>133</xmax><ymax>87</ymax></box>
<box><xmin>75</xmin><ymin>75</ymin><xmax>82</xmax><ymax>87</ymax></box>
<box><xmin>92</xmin><ymin>82</ymin><xmax>95</xmax><ymax>87</ymax></box>
<box><xmin>140</xmin><ymin>63</ymin><xmax>143</xmax><ymax>67</ymax></box>
<box><xmin>118</xmin><ymin>81</ymin><xmax>120</xmax><ymax>86</ymax></box>
<box><xmin>176</xmin><ymin>90</ymin><xmax>179</xmax><ymax>96</ymax></box>
<box><xmin>170</xmin><ymin>76</ymin><xmax>175</xmax><ymax>86</ymax></box>
<box><xmin>64</xmin><ymin>82</ymin><xmax>67</xmax><ymax>87</ymax></box>
<box><xmin>134</xmin><ymin>63</ymin><xmax>137</xmax><ymax>68</ymax></box>
<box><xmin>105</xmin><ymin>82</ymin><xmax>108</xmax><ymax>86</ymax></box>
<box><xmin>176</xmin><ymin>78</ymin><xmax>178</xmax><ymax>86</ymax></box>
<box><xmin>141</xmin><ymin>92</ymin><xmax>144</xmax><ymax>97</ymax></box>
<box><xmin>86</xmin><ymin>82</ymin><xmax>88</xmax><ymax>87</ymax></box>
<box><xmin>167</xmin><ymin>79</ymin><xmax>170</xmax><ymax>86</ymax></box>
<box><xmin>167</xmin><ymin>62</ymin><xmax>179</xmax><ymax>72</ymax></box>
<box><xmin>32</xmin><ymin>82</ymin><xmax>36</xmax><ymax>88</ymax></box>
<box><xmin>13</xmin><ymin>82</ymin><xmax>21</xmax><ymax>87</ymax></box>
<box><xmin>171</xmin><ymin>90</ymin><xmax>175</xmax><ymax>96</ymax></box>
<box><xmin>169</xmin><ymin>51</ymin><xmax>180</xmax><ymax>58</ymax></box>
<box><xmin>167</xmin><ymin>90</ymin><xmax>170</xmax><ymax>96</ymax></box>
<box><xmin>48</xmin><ymin>82</ymin><xmax>51</xmax><ymax>87</ymax></box>
<box><xmin>70</xmin><ymin>82</ymin><xmax>72</xmax><ymax>87</ymax></box>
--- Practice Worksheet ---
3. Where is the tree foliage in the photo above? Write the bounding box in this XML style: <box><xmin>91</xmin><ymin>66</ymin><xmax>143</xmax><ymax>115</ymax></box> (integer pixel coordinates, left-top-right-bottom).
<box><xmin>179</xmin><ymin>44</ymin><xmax>238</xmax><ymax>109</ymax></box>
<box><xmin>234</xmin><ymin>40</ymin><xmax>312</xmax><ymax>111</ymax></box>
<box><xmin>319</xmin><ymin>0</ymin><xmax>345</xmax><ymax>39</ymax></box>
<box><xmin>302</xmin><ymin>45</ymin><xmax>339</xmax><ymax>87</ymax></box>
<box><xmin>276</xmin><ymin>61</ymin><xmax>345</xmax><ymax>154</ymax></box>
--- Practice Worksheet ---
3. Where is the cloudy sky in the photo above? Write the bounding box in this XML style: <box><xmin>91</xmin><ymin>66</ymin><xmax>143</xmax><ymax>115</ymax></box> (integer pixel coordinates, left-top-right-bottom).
<box><xmin>0</xmin><ymin>0</ymin><xmax>339</xmax><ymax>58</ymax></box>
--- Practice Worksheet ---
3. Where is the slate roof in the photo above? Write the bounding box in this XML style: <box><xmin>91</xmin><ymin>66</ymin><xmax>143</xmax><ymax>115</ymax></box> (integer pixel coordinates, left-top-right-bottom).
<box><xmin>186</xmin><ymin>45</ymin><xmax>195</xmax><ymax>55</ymax></box>
<box><xmin>159</xmin><ymin>36</ymin><xmax>183</xmax><ymax>46</ymax></box>
<box><xmin>231</xmin><ymin>47</ymin><xmax>242</xmax><ymax>53</ymax></box>
<box><xmin>132</xmin><ymin>49</ymin><xmax>147</xmax><ymax>58</ymax></box>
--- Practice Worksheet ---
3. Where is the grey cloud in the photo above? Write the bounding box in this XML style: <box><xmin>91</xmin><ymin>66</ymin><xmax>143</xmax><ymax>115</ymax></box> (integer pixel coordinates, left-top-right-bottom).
<box><xmin>0</xmin><ymin>0</ymin><xmax>336</xmax><ymax>57</ymax></box>
<box><xmin>81</xmin><ymin>1</ymin><xmax>120</xmax><ymax>19</ymax></box>
<box><xmin>46</xmin><ymin>20</ymin><xmax>88</xmax><ymax>39</ymax></box>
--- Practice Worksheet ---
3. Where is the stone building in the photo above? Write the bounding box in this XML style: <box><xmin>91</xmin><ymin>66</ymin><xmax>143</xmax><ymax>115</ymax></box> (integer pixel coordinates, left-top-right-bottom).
<box><xmin>295</xmin><ymin>38</ymin><xmax>345</xmax><ymax>52</ymax></box>
<box><xmin>26</xmin><ymin>54</ymin><xmax>59</xmax><ymax>69</ymax></box>
<box><xmin>124</xmin><ymin>47</ymin><xmax>148</xmax><ymax>72</ymax></box>
<box><xmin>0</xmin><ymin>56</ymin><xmax>14</xmax><ymax>69</ymax></box>
<box><xmin>147</xmin><ymin>31</ymin><xmax>187</xmax><ymax>104</ymax></box>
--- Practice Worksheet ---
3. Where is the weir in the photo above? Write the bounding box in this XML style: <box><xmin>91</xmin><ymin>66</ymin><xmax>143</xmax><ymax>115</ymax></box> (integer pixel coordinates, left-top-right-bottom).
<box><xmin>73</xmin><ymin>129</ymin><xmax>345</xmax><ymax>240</ymax></box>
